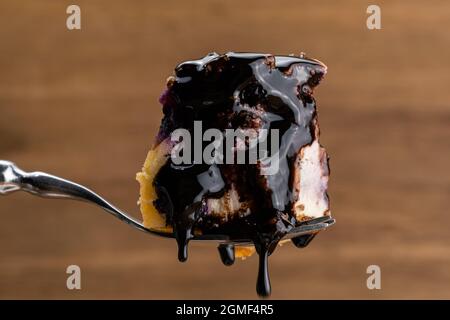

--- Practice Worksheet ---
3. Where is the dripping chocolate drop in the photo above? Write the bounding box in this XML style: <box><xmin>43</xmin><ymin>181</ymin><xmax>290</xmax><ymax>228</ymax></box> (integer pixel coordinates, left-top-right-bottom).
<box><xmin>291</xmin><ymin>233</ymin><xmax>317</xmax><ymax>248</ymax></box>
<box><xmin>177</xmin><ymin>239</ymin><xmax>189</xmax><ymax>262</ymax></box>
<box><xmin>217</xmin><ymin>244</ymin><xmax>235</xmax><ymax>266</ymax></box>
<box><xmin>256</xmin><ymin>247</ymin><xmax>271</xmax><ymax>297</ymax></box>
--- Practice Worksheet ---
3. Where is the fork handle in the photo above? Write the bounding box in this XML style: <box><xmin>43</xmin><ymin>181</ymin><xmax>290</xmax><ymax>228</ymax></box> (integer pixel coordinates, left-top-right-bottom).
<box><xmin>0</xmin><ymin>160</ymin><xmax>167</xmax><ymax>236</ymax></box>
<box><xmin>0</xmin><ymin>160</ymin><xmax>92</xmax><ymax>199</ymax></box>
<box><xmin>0</xmin><ymin>160</ymin><xmax>26</xmax><ymax>195</ymax></box>
<box><xmin>0</xmin><ymin>160</ymin><xmax>110</xmax><ymax>201</ymax></box>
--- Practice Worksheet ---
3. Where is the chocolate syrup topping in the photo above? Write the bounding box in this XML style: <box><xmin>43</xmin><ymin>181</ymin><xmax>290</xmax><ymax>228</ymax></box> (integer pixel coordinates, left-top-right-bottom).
<box><xmin>153</xmin><ymin>52</ymin><xmax>327</xmax><ymax>297</ymax></box>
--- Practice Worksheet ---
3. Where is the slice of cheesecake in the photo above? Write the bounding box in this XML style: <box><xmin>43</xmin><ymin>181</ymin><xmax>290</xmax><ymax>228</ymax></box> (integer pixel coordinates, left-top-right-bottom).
<box><xmin>137</xmin><ymin>52</ymin><xmax>330</xmax><ymax>296</ymax></box>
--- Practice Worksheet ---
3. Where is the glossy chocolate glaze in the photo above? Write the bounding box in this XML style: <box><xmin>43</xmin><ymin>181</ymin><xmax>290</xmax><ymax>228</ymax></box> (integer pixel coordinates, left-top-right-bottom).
<box><xmin>153</xmin><ymin>52</ymin><xmax>327</xmax><ymax>297</ymax></box>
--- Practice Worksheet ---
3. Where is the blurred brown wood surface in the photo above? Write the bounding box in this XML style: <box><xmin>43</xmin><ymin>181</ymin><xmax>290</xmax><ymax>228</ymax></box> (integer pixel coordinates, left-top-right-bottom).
<box><xmin>0</xmin><ymin>0</ymin><xmax>449</xmax><ymax>299</ymax></box>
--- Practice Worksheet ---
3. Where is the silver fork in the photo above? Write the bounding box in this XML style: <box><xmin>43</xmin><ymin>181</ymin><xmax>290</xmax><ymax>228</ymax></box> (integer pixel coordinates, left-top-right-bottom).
<box><xmin>0</xmin><ymin>160</ymin><xmax>170</xmax><ymax>236</ymax></box>
<box><xmin>0</xmin><ymin>160</ymin><xmax>334</xmax><ymax>242</ymax></box>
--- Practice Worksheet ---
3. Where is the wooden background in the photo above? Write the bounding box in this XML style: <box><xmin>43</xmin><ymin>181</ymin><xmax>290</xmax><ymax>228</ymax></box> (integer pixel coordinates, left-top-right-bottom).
<box><xmin>0</xmin><ymin>0</ymin><xmax>449</xmax><ymax>299</ymax></box>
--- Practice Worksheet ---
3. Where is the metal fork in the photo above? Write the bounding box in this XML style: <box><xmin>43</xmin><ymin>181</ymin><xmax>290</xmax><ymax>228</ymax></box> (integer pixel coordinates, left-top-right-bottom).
<box><xmin>0</xmin><ymin>160</ymin><xmax>334</xmax><ymax>242</ymax></box>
